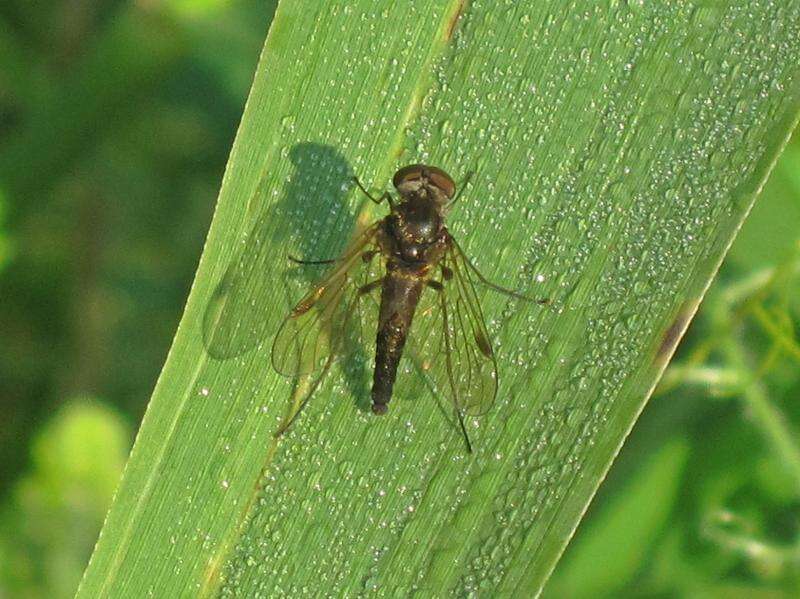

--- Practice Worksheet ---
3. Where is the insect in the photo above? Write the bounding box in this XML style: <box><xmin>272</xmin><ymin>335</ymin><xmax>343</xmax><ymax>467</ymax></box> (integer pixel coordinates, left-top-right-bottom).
<box><xmin>272</xmin><ymin>164</ymin><xmax>547</xmax><ymax>452</ymax></box>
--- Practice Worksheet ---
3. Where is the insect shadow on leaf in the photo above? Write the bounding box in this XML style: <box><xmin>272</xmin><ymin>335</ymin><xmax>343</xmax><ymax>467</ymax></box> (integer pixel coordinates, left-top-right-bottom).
<box><xmin>202</xmin><ymin>143</ymin><xmax>374</xmax><ymax>413</ymax></box>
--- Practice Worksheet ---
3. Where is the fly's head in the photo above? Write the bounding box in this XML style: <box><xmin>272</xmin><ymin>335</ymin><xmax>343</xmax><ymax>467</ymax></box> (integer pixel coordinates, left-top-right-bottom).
<box><xmin>389</xmin><ymin>164</ymin><xmax>455</xmax><ymax>263</ymax></box>
<box><xmin>393</xmin><ymin>164</ymin><xmax>456</xmax><ymax>206</ymax></box>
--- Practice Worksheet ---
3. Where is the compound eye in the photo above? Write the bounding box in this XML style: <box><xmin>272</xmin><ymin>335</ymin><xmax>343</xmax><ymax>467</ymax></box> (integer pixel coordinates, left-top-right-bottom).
<box><xmin>426</xmin><ymin>168</ymin><xmax>455</xmax><ymax>198</ymax></box>
<box><xmin>393</xmin><ymin>164</ymin><xmax>456</xmax><ymax>199</ymax></box>
<box><xmin>393</xmin><ymin>164</ymin><xmax>424</xmax><ymax>189</ymax></box>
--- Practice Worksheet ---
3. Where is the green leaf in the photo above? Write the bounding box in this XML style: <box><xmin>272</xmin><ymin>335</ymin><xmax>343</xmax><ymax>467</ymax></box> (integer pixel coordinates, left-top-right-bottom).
<box><xmin>78</xmin><ymin>2</ymin><xmax>800</xmax><ymax>596</ymax></box>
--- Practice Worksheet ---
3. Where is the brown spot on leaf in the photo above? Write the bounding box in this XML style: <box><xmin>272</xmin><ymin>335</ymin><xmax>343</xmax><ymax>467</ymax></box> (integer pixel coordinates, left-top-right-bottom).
<box><xmin>656</xmin><ymin>302</ymin><xmax>697</xmax><ymax>364</ymax></box>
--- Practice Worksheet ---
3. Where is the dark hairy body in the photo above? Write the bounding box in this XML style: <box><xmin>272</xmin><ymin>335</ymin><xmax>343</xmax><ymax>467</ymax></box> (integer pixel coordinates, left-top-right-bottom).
<box><xmin>371</xmin><ymin>264</ymin><xmax>426</xmax><ymax>414</ymax></box>
<box><xmin>369</xmin><ymin>165</ymin><xmax>452</xmax><ymax>414</ymax></box>
<box><xmin>272</xmin><ymin>164</ymin><xmax>545</xmax><ymax>450</ymax></box>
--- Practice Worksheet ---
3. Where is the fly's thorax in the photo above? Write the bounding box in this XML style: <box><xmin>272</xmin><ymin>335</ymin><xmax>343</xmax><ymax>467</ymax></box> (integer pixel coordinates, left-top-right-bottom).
<box><xmin>387</xmin><ymin>197</ymin><xmax>448</xmax><ymax>264</ymax></box>
<box><xmin>386</xmin><ymin>164</ymin><xmax>457</xmax><ymax>264</ymax></box>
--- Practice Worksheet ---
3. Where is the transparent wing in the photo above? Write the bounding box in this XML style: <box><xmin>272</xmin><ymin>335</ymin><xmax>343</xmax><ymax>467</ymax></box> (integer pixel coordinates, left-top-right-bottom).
<box><xmin>271</xmin><ymin>223</ymin><xmax>383</xmax><ymax>376</ymax></box>
<box><xmin>409</xmin><ymin>236</ymin><xmax>498</xmax><ymax>417</ymax></box>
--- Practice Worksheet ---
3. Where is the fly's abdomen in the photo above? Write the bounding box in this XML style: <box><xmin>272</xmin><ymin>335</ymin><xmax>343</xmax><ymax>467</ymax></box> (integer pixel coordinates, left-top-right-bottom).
<box><xmin>371</xmin><ymin>312</ymin><xmax>407</xmax><ymax>414</ymax></box>
<box><xmin>371</xmin><ymin>269</ymin><xmax>424</xmax><ymax>414</ymax></box>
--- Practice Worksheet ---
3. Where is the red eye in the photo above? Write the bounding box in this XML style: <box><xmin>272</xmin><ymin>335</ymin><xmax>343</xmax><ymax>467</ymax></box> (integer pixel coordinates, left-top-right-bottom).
<box><xmin>393</xmin><ymin>164</ymin><xmax>456</xmax><ymax>198</ymax></box>
<box><xmin>393</xmin><ymin>164</ymin><xmax>424</xmax><ymax>188</ymax></box>
<box><xmin>426</xmin><ymin>168</ymin><xmax>455</xmax><ymax>198</ymax></box>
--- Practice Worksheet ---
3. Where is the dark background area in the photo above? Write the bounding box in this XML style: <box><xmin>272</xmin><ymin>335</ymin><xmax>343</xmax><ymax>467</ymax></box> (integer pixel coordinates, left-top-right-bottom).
<box><xmin>0</xmin><ymin>2</ymin><xmax>798</xmax><ymax>597</ymax></box>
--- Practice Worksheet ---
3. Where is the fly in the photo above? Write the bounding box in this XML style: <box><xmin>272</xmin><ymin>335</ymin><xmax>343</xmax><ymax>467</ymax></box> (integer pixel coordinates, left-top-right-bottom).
<box><xmin>272</xmin><ymin>164</ymin><xmax>547</xmax><ymax>452</ymax></box>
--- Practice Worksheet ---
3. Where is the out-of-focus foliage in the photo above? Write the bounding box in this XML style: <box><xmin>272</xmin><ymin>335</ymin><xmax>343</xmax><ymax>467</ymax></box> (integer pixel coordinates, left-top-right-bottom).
<box><xmin>0</xmin><ymin>0</ymin><xmax>797</xmax><ymax>597</ymax></box>
<box><xmin>0</xmin><ymin>1</ymin><xmax>274</xmax><ymax>596</ymax></box>
<box><xmin>0</xmin><ymin>400</ymin><xmax>130</xmax><ymax>598</ymax></box>
<box><xmin>0</xmin><ymin>192</ymin><xmax>11</xmax><ymax>272</ymax></box>
<box><xmin>0</xmin><ymin>0</ymin><xmax>275</xmax><ymax>494</ymax></box>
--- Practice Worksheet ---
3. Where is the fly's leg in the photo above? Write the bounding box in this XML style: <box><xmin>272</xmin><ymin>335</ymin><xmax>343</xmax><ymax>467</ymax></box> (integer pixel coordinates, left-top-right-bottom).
<box><xmin>443</xmin><ymin>171</ymin><xmax>475</xmax><ymax>209</ymax></box>
<box><xmin>355</xmin><ymin>252</ymin><xmax>381</xmax><ymax>308</ymax></box>
<box><xmin>461</xmin><ymin>255</ymin><xmax>549</xmax><ymax>305</ymax></box>
<box><xmin>353</xmin><ymin>176</ymin><xmax>394</xmax><ymax>208</ymax></box>
<box><xmin>358</xmin><ymin>279</ymin><xmax>383</xmax><ymax>296</ymax></box>
<box><xmin>427</xmin><ymin>280</ymin><xmax>444</xmax><ymax>291</ymax></box>
<box><xmin>289</xmin><ymin>249</ymin><xmax>378</xmax><ymax>267</ymax></box>
<box><xmin>289</xmin><ymin>255</ymin><xmax>337</xmax><ymax>265</ymax></box>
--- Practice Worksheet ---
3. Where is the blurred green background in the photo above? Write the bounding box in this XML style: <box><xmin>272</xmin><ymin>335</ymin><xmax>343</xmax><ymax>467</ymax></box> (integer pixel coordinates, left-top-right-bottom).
<box><xmin>0</xmin><ymin>2</ymin><xmax>797</xmax><ymax>597</ymax></box>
